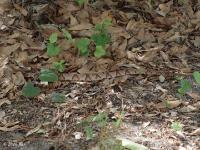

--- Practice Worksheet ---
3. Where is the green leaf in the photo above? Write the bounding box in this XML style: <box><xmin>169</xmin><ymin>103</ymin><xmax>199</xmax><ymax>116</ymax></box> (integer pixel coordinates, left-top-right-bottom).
<box><xmin>95</xmin><ymin>23</ymin><xmax>102</xmax><ymax>31</ymax></box>
<box><xmin>102</xmin><ymin>19</ymin><xmax>112</xmax><ymax>29</ymax></box>
<box><xmin>76</xmin><ymin>38</ymin><xmax>90</xmax><ymax>56</ymax></box>
<box><xmin>171</xmin><ymin>121</ymin><xmax>183</xmax><ymax>132</ymax></box>
<box><xmin>91</xmin><ymin>32</ymin><xmax>111</xmax><ymax>46</ymax></box>
<box><xmin>193</xmin><ymin>71</ymin><xmax>200</xmax><ymax>85</ymax></box>
<box><xmin>53</xmin><ymin>60</ymin><xmax>65</xmax><ymax>72</ymax></box>
<box><xmin>178</xmin><ymin>79</ymin><xmax>192</xmax><ymax>95</ymax></box>
<box><xmin>62</xmin><ymin>29</ymin><xmax>73</xmax><ymax>42</ymax></box>
<box><xmin>95</xmin><ymin>19</ymin><xmax>112</xmax><ymax>32</ymax></box>
<box><xmin>50</xmin><ymin>92</ymin><xmax>66</xmax><ymax>103</ymax></box>
<box><xmin>92</xmin><ymin>112</ymin><xmax>108</xmax><ymax>127</ymax></box>
<box><xmin>39</xmin><ymin>69</ymin><xmax>58</xmax><ymax>82</ymax></box>
<box><xmin>75</xmin><ymin>0</ymin><xmax>86</xmax><ymax>6</ymax></box>
<box><xmin>22</xmin><ymin>82</ymin><xmax>41</xmax><ymax>98</ymax></box>
<box><xmin>49</xmin><ymin>33</ymin><xmax>58</xmax><ymax>44</ymax></box>
<box><xmin>94</xmin><ymin>46</ymin><xmax>106</xmax><ymax>58</ymax></box>
<box><xmin>47</xmin><ymin>43</ymin><xmax>60</xmax><ymax>57</ymax></box>
<box><xmin>85</xmin><ymin>127</ymin><xmax>94</xmax><ymax>140</ymax></box>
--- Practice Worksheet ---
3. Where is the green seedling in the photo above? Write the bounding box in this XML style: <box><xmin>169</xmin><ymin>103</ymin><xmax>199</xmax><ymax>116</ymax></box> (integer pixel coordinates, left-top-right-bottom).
<box><xmin>85</xmin><ymin>126</ymin><xmax>94</xmax><ymax>140</ymax></box>
<box><xmin>171</xmin><ymin>121</ymin><xmax>183</xmax><ymax>132</ymax></box>
<box><xmin>94</xmin><ymin>46</ymin><xmax>106</xmax><ymax>58</ymax></box>
<box><xmin>62</xmin><ymin>29</ymin><xmax>73</xmax><ymax>43</ymax></box>
<box><xmin>47</xmin><ymin>33</ymin><xmax>61</xmax><ymax>57</ymax></box>
<box><xmin>178</xmin><ymin>79</ymin><xmax>192</xmax><ymax>95</ymax></box>
<box><xmin>92</xmin><ymin>112</ymin><xmax>108</xmax><ymax>127</ymax></box>
<box><xmin>75</xmin><ymin>0</ymin><xmax>87</xmax><ymax>6</ymax></box>
<box><xmin>193</xmin><ymin>71</ymin><xmax>200</xmax><ymax>85</ymax></box>
<box><xmin>78</xmin><ymin>112</ymin><xmax>109</xmax><ymax>140</ymax></box>
<box><xmin>39</xmin><ymin>69</ymin><xmax>58</xmax><ymax>82</ymax></box>
<box><xmin>91</xmin><ymin>32</ymin><xmax>111</xmax><ymax>47</ymax></box>
<box><xmin>76</xmin><ymin>38</ymin><xmax>91</xmax><ymax>56</ymax></box>
<box><xmin>92</xmin><ymin>19</ymin><xmax>112</xmax><ymax>58</ymax></box>
<box><xmin>94</xmin><ymin>19</ymin><xmax>112</xmax><ymax>33</ymax></box>
<box><xmin>92</xmin><ymin>19</ymin><xmax>111</xmax><ymax>47</ymax></box>
<box><xmin>52</xmin><ymin>60</ymin><xmax>65</xmax><ymax>72</ymax></box>
<box><xmin>22</xmin><ymin>82</ymin><xmax>41</xmax><ymax>98</ymax></box>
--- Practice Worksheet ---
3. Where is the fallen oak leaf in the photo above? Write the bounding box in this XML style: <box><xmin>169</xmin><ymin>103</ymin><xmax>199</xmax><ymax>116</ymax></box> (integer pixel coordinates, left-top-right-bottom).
<box><xmin>190</xmin><ymin>128</ymin><xmax>200</xmax><ymax>136</ymax></box>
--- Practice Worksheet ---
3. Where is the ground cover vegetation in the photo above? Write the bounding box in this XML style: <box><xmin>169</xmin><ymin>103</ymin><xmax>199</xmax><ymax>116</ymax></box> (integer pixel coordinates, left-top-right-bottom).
<box><xmin>0</xmin><ymin>0</ymin><xmax>199</xmax><ymax>149</ymax></box>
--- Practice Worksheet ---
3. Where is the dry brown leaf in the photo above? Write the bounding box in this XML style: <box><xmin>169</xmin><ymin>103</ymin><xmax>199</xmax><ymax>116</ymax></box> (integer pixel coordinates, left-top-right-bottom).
<box><xmin>136</xmin><ymin>47</ymin><xmax>161</xmax><ymax>63</ymax></box>
<box><xmin>14</xmin><ymin>51</ymin><xmax>28</xmax><ymax>65</ymax></box>
<box><xmin>115</xmin><ymin>39</ymin><xmax>127</xmax><ymax>58</ymax></box>
<box><xmin>190</xmin><ymin>128</ymin><xmax>200</xmax><ymax>136</ymax></box>
<box><xmin>12</xmin><ymin>71</ymin><xmax>25</xmax><ymax>86</ymax></box>
<box><xmin>13</xmin><ymin>4</ymin><xmax>28</xmax><ymax>16</ymax></box>
<box><xmin>187</xmin><ymin>92</ymin><xmax>200</xmax><ymax>101</ymax></box>
<box><xmin>0</xmin><ymin>0</ymin><xmax>11</xmax><ymax>13</ymax></box>
<box><xmin>0</xmin><ymin>98</ymin><xmax>11</xmax><ymax>107</ymax></box>
<box><xmin>58</xmin><ymin>39</ymin><xmax>72</xmax><ymax>51</ymax></box>
<box><xmin>0</xmin><ymin>43</ymin><xmax>21</xmax><ymax>57</ymax></box>
<box><xmin>68</xmin><ymin>23</ymin><xmax>93</xmax><ymax>31</ymax></box>
<box><xmin>0</xmin><ymin>110</ymin><xmax>5</xmax><ymax>120</ymax></box>
<box><xmin>70</xmin><ymin>15</ymin><xmax>79</xmax><ymax>26</ymax></box>
<box><xmin>109</xmin><ymin>27</ymin><xmax>131</xmax><ymax>39</ymax></box>
<box><xmin>156</xmin><ymin>1</ymin><xmax>172</xmax><ymax>17</ymax></box>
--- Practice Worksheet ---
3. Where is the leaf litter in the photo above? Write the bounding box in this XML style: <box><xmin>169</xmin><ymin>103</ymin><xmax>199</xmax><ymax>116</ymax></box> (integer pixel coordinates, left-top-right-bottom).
<box><xmin>0</xmin><ymin>0</ymin><xmax>199</xmax><ymax>149</ymax></box>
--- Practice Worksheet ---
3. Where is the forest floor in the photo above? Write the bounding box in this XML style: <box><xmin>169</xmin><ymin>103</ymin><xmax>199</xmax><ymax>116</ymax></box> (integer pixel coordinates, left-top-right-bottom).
<box><xmin>0</xmin><ymin>0</ymin><xmax>199</xmax><ymax>150</ymax></box>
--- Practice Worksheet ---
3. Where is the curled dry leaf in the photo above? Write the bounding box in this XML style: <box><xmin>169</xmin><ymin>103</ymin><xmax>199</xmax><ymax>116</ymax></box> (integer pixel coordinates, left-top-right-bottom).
<box><xmin>0</xmin><ymin>98</ymin><xmax>11</xmax><ymax>107</ymax></box>
<box><xmin>136</xmin><ymin>47</ymin><xmax>161</xmax><ymax>63</ymax></box>
<box><xmin>0</xmin><ymin>43</ymin><xmax>21</xmax><ymax>57</ymax></box>
<box><xmin>156</xmin><ymin>1</ymin><xmax>172</xmax><ymax>17</ymax></box>
<box><xmin>12</xmin><ymin>71</ymin><xmax>25</xmax><ymax>86</ymax></box>
<box><xmin>190</xmin><ymin>128</ymin><xmax>200</xmax><ymax>136</ymax></box>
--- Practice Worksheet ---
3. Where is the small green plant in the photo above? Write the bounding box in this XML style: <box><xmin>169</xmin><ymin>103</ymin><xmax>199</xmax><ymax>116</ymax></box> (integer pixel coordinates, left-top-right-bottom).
<box><xmin>91</xmin><ymin>19</ymin><xmax>112</xmax><ymax>58</ymax></box>
<box><xmin>75</xmin><ymin>0</ymin><xmax>87</xmax><ymax>6</ymax></box>
<box><xmin>21</xmin><ymin>20</ymin><xmax>112</xmax><ymax>98</ymax></box>
<box><xmin>47</xmin><ymin>33</ymin><xmax>61</xmax><ymax>57</ymax></box>
<box><xmin>52</xmin><ymin>60</ymin><xmax>65</xmax><ymax>72</ymax></box>
<box><xmin>193</xmin><ymin>71</ymin><xmax>200</xmax><ymax>85</ymax></box>
<box><xmin>76</xmin><ymin>38</ymin><xmax>91</xmax><ymax>56</ymax></box>
<box><xmin>178</xmin><ymin>79</ymin><xmax>192</xmax><ymax>95</ymax></box>
<box><xmin>92</xmin><ymin>112</ymin><xmax>108</xmax><ymax>127</ymax></box>
<box><xmin>22</xmin><ymin>82</ymin><xmax>41</xmax><ymax>98</ymax></box>
<box><xmin>177</xmin><ymin>71</ymin><xmax>200</xmax><ymax>96</ymax></box>
<box><xmin>62</xmin><ymin>29</ymin><xmax>73</xmax><ymax>43</ymax></box>
<box><xmin>171</xmin><ymin>121</ymin><xmax>183</xmax><ymax>132</ymax></box>
<box><xmin>78</xmin><ymin>112</ymin><xmax>108</xmax><ymax>140</ymax></box>
<box><xmin>85</xmin><ymin>126</ymin><xmax>94</xmax><ymax>140</ymax></box>
<box><xmin>94</xmin><ymin>45</ymin><xmax>106</xmax><ymax>58</ymax></box>
<box><xmin>39</xmin><ymin>69</ymin><xmax>58</xmax><ymax>82</ymax></box>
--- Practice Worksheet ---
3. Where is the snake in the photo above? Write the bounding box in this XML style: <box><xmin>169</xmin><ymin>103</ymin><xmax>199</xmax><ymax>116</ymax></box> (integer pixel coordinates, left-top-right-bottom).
<box><xmin>61</xmin><ymin>68</ymin><xmax>146</xmax><ymax>82</ymax></box>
